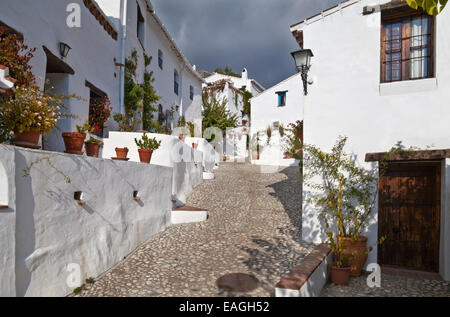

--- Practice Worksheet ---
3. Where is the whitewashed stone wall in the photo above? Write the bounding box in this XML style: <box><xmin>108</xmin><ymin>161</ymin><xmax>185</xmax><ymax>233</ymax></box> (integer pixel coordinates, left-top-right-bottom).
<box><xmin>0</xmin><ymin>145</ymin><xmax>173</xmax><ymax>296</ymax></box>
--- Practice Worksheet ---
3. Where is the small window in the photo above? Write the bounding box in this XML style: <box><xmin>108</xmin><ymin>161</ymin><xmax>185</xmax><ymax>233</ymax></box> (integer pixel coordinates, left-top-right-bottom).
<box><xmin>381</xmin><ymin>9</ymin><xmax>434</xmax><ymax>83</ymax></box>
<box><xmin>276</xmin><ymin>91</ymin><xmax>287</xmax><ymax>107</ymax></box>
<box><xmin>189</xmin><ymin>85</ymin><xmax>194</xmax><ymax>100</ymax></box>
<box><xmin>158</xmin><ymin>104</ymin><xmax>163</xmax><ymax>125</ymax></box>
<box><xmin>158</xmin><ymin>49</ymin><xmax>163</xmax><ymax>70</ymax></box>
<box><xmin>174</xmin><ymin>70</ymin><xmax>179</xmax><ymax>95</ymax></box>
<box><xmin>137</xmin><ymin>4</ymin><xmax>145</xmax><ymax>46</ymax></box>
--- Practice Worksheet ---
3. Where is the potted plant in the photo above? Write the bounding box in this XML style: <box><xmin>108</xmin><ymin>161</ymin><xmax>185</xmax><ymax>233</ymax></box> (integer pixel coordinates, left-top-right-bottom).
<box><xmin>115</xmin><ymin>147</ymin><xmax>129</xmax><ymax>160</ymax></box>
<box><xmin>85</xmin><ymin>136</ymin><xmax>103</xmax><ymax>158</ymax></box>
<box><xmin>303</xmin><ymin>136</ymin><xmax>383</xmax><ymax>279</ymax></box>
<box><xmin>266</xmin><ymin>125</ymin><xmax>272</xmax><ymax>138</ymax></box>
<box><xmin>284</xmin><ymin>152</ymin><xmax>293</xmax><ymax>159</ymax></box>
<box><xmin>178</xmin><ymin>134</ymin><xmax>185</xmax><ymax>141</ymax></box>
<box><xmin>134</xmin><ymin>133</ymin><xmax>161</xmax><ymax>164</ymax></box>
<box><xmin>63</xmin><ymin>121</ymin><xmax>91</xmax><ymax>155</ymax></box>
<box><xmin>0</xmin><ymin>85</ymin><xmax>68</xmax><ymax>148</ymax></box>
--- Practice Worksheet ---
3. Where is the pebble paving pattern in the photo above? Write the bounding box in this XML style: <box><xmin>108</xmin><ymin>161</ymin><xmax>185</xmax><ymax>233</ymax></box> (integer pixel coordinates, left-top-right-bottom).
<box><xmin>321</xmin><ymin>272</ymin><xmax>450</xmax><ymax>297</ymax></box>
<box><xmin>77</xmin><ymin>163</ymin><xmax>314</xmax><ymax>297</ymax></box>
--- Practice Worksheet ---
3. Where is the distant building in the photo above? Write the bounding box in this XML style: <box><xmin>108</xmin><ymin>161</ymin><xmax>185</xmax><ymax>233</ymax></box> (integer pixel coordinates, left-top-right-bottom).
<box><xmin>202</xmin><ymin>68</ymin><xmax>265</xmax><ymax>97</ymax></box>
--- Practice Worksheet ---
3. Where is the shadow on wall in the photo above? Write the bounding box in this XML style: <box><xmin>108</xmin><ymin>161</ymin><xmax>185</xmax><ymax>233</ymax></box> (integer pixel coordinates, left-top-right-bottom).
<box><xmin>14</xmin><ymin>151</ymin><xmax>36</xmax><ymax>297</ymax></box>
<box><xmin>267</xmin><ymin>166</ymin><xmax>303</xmax><ymax>244</ymax></box>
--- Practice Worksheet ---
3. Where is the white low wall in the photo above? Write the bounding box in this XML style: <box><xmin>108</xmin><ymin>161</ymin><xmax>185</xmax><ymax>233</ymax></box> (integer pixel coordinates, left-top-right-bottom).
<box><xmin>185</xmin><ymin>137</ymin><xmax>220</xmax><ymax>172</ymax></box>
<box><xmin>0</xmin><ymin>145</ymin><xmax>173</xmax><ymax>297</ymax></box>
<box><xmin>103</xmin><ymin>132</ymin><xmax>203</xmax><ymax>206</ymax></box>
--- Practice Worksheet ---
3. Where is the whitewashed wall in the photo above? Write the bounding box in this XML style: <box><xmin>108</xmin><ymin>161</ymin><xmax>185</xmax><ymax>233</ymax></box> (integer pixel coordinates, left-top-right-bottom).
<box><xmin>294</xmin><ymin>0</ymin><xmax>450</xmax><ymax>279</ymax></box>
<box><xmin>185</xmin><ymin>137</ymin><xmax>220</xmax><ymax>172</ymax></box>
<box><xmin>0</xmin><ymin>0</ymin><xmax>121</xmax><ymax>151</ymax></box>
<box><xmin>102</xmin><ymin>132</ymin><xmax>203</xmax><ymax>206</ymax></box>
<box><xmin>0</xmin><ymin>145</ymin><xmax>173</xmax><ymax>297</ymax></box>
<box><xmin>250</xmin><ymin>73</ymin><xmax>303</xmax><ymax>166</ymax></box>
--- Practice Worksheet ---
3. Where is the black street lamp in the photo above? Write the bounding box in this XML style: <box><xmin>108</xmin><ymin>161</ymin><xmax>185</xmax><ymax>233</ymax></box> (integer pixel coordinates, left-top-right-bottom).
<box><xmin>291</xmin><ymin>49</ymin><xmax>314</xmax><ymax>96</ymax></box>
<box><xmin>59</xmin><ymin>42</ymin><xmax>71</xmax><ymax>59</ymax></box>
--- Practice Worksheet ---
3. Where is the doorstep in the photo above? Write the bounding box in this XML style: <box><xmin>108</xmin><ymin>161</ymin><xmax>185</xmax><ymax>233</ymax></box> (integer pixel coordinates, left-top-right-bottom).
<box><xmin>381</xmin><ymin>266</ymin><xmax>443</xmax><ymax>281</ymax></box>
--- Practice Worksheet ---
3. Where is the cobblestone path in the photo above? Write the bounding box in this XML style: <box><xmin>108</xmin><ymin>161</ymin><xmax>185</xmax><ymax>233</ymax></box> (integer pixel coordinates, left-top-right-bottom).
<box><xmin>321</xmin><ymin>272</ymin><xmax>450</xmax><ymax>297</ymax></box>
<box><xmin>77</xmin><ymin>163</ymin><xmax>314</xmax><ymax>297</ymax></box>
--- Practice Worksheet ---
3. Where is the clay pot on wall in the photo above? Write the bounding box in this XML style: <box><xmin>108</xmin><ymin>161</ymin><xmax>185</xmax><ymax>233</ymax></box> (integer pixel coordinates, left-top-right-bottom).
<box><xmin>340</xmin><ymin>236</ymin><xmax>368</xmax><ymax>277</ymax></box>
<box><xmin>138</xmin><ymin>149</ymin><xmax>153</xmax><ymax>164</ymax></box>
<box><xmin>284</xmin><ymin>153</ymin><xmax>293</xmax><ymax>159</ymax></box>
<box><xmin>85</xmin><ymin>142</ymin><xmax>100</xmax><ymax>158</ymax></box>
<box><xmin>115</xmin><ymin>147</ymin><xmax>129</xmax><ymax>159</ymax></box>
<box><xmin>62</xmin><ymin>132</ymin><xmax>86</xmax><ymax>155</ymax></box>
<box><xmin>330</xmin><ymin>266</ymin><xmax>351</xmax><ymax>285</ymax></box>
<box><xmin>242</xmin><ymin>120</ymin><xmax>248</xmax><ymax>126</ymax></box>
<box><xmin>13</xmin><ymin>130</ymin><xmax>41</xmax><ymax>149</ymax></box>
<box><xmin>178</xmin><ymin>135</ymin><xmax>185</xmax><ymax>141</ymax></box>
<box><xmin>192</xmin><ymin>143</ymin><xmax>198</xmax><ymax>149</ymax></box>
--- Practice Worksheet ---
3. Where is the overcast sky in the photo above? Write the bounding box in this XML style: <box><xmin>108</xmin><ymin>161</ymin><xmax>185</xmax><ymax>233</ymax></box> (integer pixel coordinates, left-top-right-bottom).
<box><xmin>152</xmin><ymin>0</ymin><xmax>341</xmax><ymax>89</ymax></box>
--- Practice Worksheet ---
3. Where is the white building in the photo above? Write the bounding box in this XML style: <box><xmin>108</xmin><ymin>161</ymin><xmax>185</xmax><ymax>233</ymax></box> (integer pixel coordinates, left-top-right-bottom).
<box><xmin>0</xmin><ymin>0</ymin><xmax>203</xmax><ymax>152</ymax></box>
<box><xmin>250</xmin><ymin>73</ymin><xmax>303</xmax><ymax>165</ymax></box>
<box><xmin>96</xmin><ymin>0</ymin><xmax>204</xmax><ymax>128</ymax></box>
<box><xmin>0</xmin><ymin>0</ymin><xmax>122</xmax><ymax>152</ymax></box>
<box><xmin>203</xmin><ymin>68</ymin><xmax>265</xmax><ymax>97</ymax></box>
<box><xmin>202</xmin><ymin>79</ymin><xmax>245</xmax><ymax>123</ymax></box>
<box><xmin>290</xmin><ymin>0</ymin><xmax>450</xmax><ymax>280</ymax></box>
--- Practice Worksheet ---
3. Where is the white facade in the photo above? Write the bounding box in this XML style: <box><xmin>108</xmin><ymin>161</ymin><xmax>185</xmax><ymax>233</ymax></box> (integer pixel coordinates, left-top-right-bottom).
<box><xmin>290</xmin><ymin>0</ymin><xmax>450</xmax><ymax>280</ymax></box>
<box><xmin>203</xmin><ymin>80</ymin><xmax>245</xmax><ymax>122</ymax></box>
<box><xmin>204</xmin><ymin>68</ymin><xmax>265</xmax><ymax>96</ymax></box>
<box><xmin>0</xmin><ymin>0</ymin><xmax>121</xmax><ymax>152</ymax></box>
<box><xmin>250</xmin><ymin>73</ymin><xmax>304</xmax><ymax>165</ymax></box>
<box><xmin>95</xmin><ymin>0</ymin><xmax>204</xmax><ymax>127</ymax></box>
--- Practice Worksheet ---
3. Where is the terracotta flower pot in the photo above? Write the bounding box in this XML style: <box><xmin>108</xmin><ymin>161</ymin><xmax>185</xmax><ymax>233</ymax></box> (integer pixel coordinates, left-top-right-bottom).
<box><xmin>14</xmin><ymin>130</ymin><xmax>41</xmax><ymax>149</ymax></box>
<box><xmin>330</xmin><ymin>266</ymin><xmax>351</xmax><ymax>285</ymax></box>
<box><xmin>115</xmin><ymin>147</ymin><xmax>129</xmax><ymax>159</ymax></box>
<box><xmin>138</xmin><ymin>149</ymin><xmax>153</xmax><ymax>164</ymax></box>
<box><xmin>178</xmin><ymin>135</ymin><xmax>185</xmax><ymax>141</ymax></box>
<box><xmin>242</xmin><ymin>120</ymin><xmax>248</xmax><ymax>126</ymax></box>
<box><xmin>192</xmin><ymin>143</ymin><xmax>198</xmax><ymax>149</ymax></box>
<box><xmin>62</xmin><ymin>132</ymin><xmax>86</xmax><ymax>155</ymax></box>
<box><xmin>340</xmin><ymin>236</ymin><xmax>369</xmax><ymax>276</ymax></box>
<box><xmin>284</xmin><ymin>153</ymin><xmax>293</xmax><ymax>159</ymax></box>
<box><xmin>85</xmin><ymin>142</ymin><xmax>100</xmax><ymax>158</ymax></box>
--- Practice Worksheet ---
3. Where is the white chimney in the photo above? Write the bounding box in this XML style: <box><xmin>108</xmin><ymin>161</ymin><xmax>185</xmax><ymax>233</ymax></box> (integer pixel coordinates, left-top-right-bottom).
<box><xmin>242</xmin><ymin>68</ymin><xmax>248</xmax><ymax>81</ymax></box>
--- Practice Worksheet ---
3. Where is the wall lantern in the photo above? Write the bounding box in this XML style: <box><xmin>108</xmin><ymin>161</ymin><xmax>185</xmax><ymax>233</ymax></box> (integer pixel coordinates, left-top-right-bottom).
<box><xmin>59</xmin><ymin>42</ymin><xmax>71</xmax><ymax>58</ymax></box>
<box><xmin>133</xmin><ymin>191</ymin><xmax>141</xmax><ymax>201</ymax></box>
<box><xmin>290</xmin><ymin>49</ymin><xmax>314</xmax><ymax>96</ymax></box>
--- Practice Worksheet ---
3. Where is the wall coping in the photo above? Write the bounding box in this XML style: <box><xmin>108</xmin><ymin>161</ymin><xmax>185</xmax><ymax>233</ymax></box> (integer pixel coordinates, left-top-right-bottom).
<box><xmin>275</xmin><ymin>244</ymin><xmax>331</xmax><ymax>291</ymax></box>
<box><xmin>365</xmin><ymin>149</ymin><xmax>450</xmax><ymax>162</ymax></box>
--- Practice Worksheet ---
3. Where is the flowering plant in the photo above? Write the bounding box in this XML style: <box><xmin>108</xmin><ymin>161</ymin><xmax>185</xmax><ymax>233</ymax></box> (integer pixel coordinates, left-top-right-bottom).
<box><xmin>89</xmin><ymin>96</ymin><xmax>112</xmax><ymax>130</ymax></box>
<box><xmin>0</xmin><ymin>85</ymin><xmax>69</xmax><ymax>135</ymax></box>
<box><xmin>85</xmin><ymin>136</ymin><xmax>103</xmax><ymax>146</ymax></box>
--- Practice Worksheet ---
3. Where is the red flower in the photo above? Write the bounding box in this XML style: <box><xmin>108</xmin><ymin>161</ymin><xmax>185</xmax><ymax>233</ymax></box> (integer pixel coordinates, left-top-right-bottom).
<box><xmin>94</xmin><ymin>125</ymin><xmax>99</xmax><ymax>131</ymax></box>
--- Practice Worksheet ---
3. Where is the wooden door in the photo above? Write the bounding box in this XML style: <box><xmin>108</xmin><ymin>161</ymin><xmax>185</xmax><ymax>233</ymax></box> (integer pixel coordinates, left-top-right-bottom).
<box><xmin>378</xmin><ymin>162</ymin><xmax>440</xmax><ymax>272</ymax></box>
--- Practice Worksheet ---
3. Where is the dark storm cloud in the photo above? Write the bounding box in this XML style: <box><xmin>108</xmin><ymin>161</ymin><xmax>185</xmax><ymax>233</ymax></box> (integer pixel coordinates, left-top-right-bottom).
<box><xmin>152</xmin><ymin>0</ymin><xmax>341</xmax><ymax>89</ymax></box>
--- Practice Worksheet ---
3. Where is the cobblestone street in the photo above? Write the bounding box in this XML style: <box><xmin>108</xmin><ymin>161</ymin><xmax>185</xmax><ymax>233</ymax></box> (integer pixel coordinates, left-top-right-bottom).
<box><xmin>321</xmin><ymin>272</ymin><xmax>450</xmax><ymax>297</ymax></box>
<box><xmin>77</xmin><ymin>163</ymin><xmax>314</xmax><ymax>297</ymax></box>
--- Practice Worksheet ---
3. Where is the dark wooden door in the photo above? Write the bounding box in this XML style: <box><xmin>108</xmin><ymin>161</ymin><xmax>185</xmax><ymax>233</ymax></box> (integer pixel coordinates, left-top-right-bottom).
<box><xmin>378</xmin><ymin>162</ymin><xmax>440</xmax><ymax>272</ymax></box>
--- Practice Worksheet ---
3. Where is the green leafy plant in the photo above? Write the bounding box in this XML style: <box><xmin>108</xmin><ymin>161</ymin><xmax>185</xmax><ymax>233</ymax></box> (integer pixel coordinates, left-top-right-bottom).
<box><xmin>76</xmin><ymin>120</ymin><xmax>93</xmax><ymax>134</ymax></box>
<box><xmin>134</xmin><ymin>133</ymin><xmax>161</xmax><ymax>150</ymax></box>
<box><xmin>240</xmin><ymin>88</ymin><xmax>253</xmax><ymax>119</ymax></box>
<box><xmin>214</xmin><ymin>66</ymin><xmax>241</xmax><ymax>77</ymax></box>
<box><xmin>201</xmin><ymin>91</ymin><xmax>238</xmax><ymax>136</ymax></box>
<box><xmin>406</xmin><ymin>0</ymin><xmax>447</xmax><ymax>15</ymax></box>
<box><xmin>89</xmin><ymin>96</ymin><xmax>112</xmax><ymax>132</ymax></box>
<box><xmin>284</xmin><ymin>120</ymin><xmax>303</xmax><ymax>160</ymax></box>
<box><xmin>85</xmin><ymin>136</ymin><xmax>103</xmax><ymax>147</ymax></box>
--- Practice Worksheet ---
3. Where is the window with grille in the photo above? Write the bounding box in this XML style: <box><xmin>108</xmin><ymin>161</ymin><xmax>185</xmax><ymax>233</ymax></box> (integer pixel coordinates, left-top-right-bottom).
<box><xmin>190</xmin><ymin>85</ymin><xmax>194</xmax><ymax>100</ymax></box>
<box><xmin>381</xmin><ymin>12</ymin><xmax>434</xmax><ymax>83</ymax></box>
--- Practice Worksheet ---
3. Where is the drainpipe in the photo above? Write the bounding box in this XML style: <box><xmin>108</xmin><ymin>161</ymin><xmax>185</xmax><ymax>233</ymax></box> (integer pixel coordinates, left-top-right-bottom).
<box><xmin>119</xmin><ymin>0</ymin><xmax>128</xmax><ymax>114</ymax></box>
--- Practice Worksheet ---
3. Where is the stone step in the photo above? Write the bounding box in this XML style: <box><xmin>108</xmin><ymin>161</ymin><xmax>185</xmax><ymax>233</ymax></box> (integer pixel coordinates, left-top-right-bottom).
<box><xmin>171</xmin><ymin>205</ymin><xmax>208</xmax><ymax>224</ymax></box>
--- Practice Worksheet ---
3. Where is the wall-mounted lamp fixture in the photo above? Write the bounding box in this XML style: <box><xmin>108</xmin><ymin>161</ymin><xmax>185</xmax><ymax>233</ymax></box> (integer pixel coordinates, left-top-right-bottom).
<box><xmin>133</xmin><ymin>191</ymin><xmax>141</xmax><ymax>201</ymax></box>
<box><xmin>74</xmin><ymin>191</ymin><xmax>85</xmax><ymax>206</ymax></box>
<box><xmin>291</xmin><ymin>49</ymin><xmax>314</xmax><ymax>96</ymax></box>
<box><xmin>59</xmin><ymin>42</ymin><xmax>71</xmax><ymax>58</ymax></box>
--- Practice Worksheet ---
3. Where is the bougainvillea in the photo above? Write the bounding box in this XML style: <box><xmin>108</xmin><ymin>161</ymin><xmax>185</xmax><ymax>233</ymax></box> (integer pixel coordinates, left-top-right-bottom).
<box><xmin>89</xmin><ymin>96</ymin><xmax>112</xmax><ymax>130</ymax></box>
<box><xmin>0</xmin><ymin>32</ymin><xmax>36</xmax><ymax>87</ymax></box>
